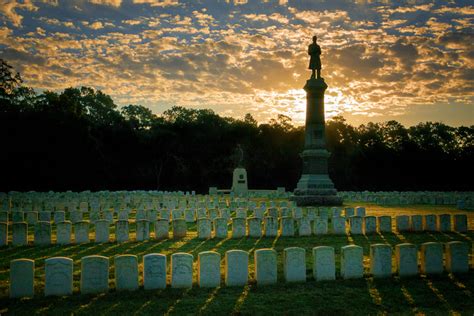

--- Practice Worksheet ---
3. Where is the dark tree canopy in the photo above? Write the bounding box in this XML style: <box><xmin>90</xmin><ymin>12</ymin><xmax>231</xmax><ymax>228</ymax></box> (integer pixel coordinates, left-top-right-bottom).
<box><xmin>0</xmin><ymin>59</ymin><xmax>472</xmax><ymax>192</ymax></box>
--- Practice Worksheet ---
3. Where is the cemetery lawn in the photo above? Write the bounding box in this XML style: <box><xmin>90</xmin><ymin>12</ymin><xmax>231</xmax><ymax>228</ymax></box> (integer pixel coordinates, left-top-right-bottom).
<box><xmin>0</xmin><ymin>203</ymin><xmax>473</xmax><ymax>315</ymax></box>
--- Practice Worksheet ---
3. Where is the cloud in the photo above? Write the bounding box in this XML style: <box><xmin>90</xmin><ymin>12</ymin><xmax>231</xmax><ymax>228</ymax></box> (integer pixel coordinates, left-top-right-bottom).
<box><xmin>242</xmin><ymin>13</ymin><xmax>289</xmax><ymax>24</ymax></box>
<box><xmin>434</xmin><ymin>5</ymin><xmax>474</xmax><ymax>15</ymax></box>
<box><xmin>132</xmin><ymin>0</ymin><xmax>179</xmax><ymax>7</ymax></box>
<box><xmin>1</xmin><ymin>0</ymin><xmax>473</xmax><ymax>125</ymax></box>
<box><xmin>89</xmin><ymin>0</ymin><xmax>122</xmax><ymax>7</ymax></box>
<box><xmin>289</xmin><ymin>8</ymin><xmax>349</xmax><ymax>24</ymax></box>
<box><xmin>39</xmin><ymin>17</ymin><xmax>76</xmax><ymax>28</ymax></box>
<box><xmin>388</xmin><ymin>40</ymin><xmax>419</xmax><ymax>71</ymax></box>
<box><xmin>0</xmin><ymin>0</ymin><xmax>38</xmax><ymax>27</ymax></box>
<box><xmin>82</xmin><ymin>21</ymin><xmax>105</xmax><ymax>29</ymax></box>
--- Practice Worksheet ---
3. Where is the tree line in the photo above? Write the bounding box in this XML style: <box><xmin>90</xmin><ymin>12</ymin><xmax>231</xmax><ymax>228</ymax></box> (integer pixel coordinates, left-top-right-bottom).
<box><xmin>0</xmin><ymin>59</ymin><xmax>472</xmax><ymax>193</ymax></box>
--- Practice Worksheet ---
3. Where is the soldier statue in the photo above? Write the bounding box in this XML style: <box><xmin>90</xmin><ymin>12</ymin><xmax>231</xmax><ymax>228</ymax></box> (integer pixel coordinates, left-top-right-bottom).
<box><xmin>308</xmin><ymin>35</ymin><xmax>322</xmax><ymax>79</ymax></box>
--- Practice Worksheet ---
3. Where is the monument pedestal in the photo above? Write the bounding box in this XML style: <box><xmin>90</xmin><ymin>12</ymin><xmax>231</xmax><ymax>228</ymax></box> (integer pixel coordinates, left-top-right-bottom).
<box><xmin>291</xmin><ymin>77</ymin><xmax>343</xmax><ymax>206</ymax></box>
<box><xmin>231</xmin><ymin>168</ymin><xmax>248</xmax><ymax>195</ymax></box>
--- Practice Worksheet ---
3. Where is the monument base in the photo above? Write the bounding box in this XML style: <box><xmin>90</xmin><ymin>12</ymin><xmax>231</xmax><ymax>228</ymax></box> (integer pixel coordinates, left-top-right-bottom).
<box><xmin>291</xmin><ymin>174</ymin><xmax>343</xmax><ymax>206</ymax></box>
<box><xmin>290</xmin><ymin>190</ymin><xmax>343</xmax><ymax>206</ymax></box>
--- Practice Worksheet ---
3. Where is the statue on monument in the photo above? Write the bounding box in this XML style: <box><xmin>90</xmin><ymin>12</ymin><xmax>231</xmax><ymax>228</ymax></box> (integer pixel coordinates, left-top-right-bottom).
<box><xmin>232</xmin><ymin>144</ymin><xmax>244</xmax><ymax>168</ymax></box>
<box><xmin>308</xmin><ymin>35</ymin><xmax>322</xmax><ymax>79</ymax></box>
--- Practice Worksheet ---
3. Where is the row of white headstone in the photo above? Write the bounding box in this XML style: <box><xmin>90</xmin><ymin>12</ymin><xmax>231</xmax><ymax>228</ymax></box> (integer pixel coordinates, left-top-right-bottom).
<box><xmin>1</xmin><ymin>213</ymin><xmax>469</xmax><ymax>247</ymax></box>
<box><xmin>1</xmin><ymin>192</ymin><xmax>290</xmax><ymax>213</ymax></box>
<box><xmin>10</xmin><ymin>241</ymin><xmax>471</xmax><ymax>298</ymax></box>
<box><xmin>340</xmin><ymin>191</ymin><xmax>474</xmax><ymax>206</ymax></box>
<box><xmin>2</xmin><ymin>204</ymin><xmax>469</xmax><ymax>225</ymax></box>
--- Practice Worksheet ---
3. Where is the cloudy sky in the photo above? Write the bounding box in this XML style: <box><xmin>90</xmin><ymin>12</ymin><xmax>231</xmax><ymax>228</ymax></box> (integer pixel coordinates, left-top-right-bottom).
<box><xmin>0</xmin><ymin>0</ymin><xmax>473</xmax><ymax>126</ymax></box>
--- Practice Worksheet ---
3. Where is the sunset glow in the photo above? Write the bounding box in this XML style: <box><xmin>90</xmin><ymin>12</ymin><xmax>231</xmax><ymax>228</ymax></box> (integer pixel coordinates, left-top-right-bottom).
<box><xmin>0</xmin><ymin>0</ymin><xmax>473</xmax><ymax>126</ymax></box>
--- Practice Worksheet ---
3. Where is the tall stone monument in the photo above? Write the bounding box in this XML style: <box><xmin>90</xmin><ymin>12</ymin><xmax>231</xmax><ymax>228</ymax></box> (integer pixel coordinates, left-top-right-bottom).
<box><xmin>291</xmin><ymin>36</ymin><xmax>343</xmax><ymax>206</ymax></box>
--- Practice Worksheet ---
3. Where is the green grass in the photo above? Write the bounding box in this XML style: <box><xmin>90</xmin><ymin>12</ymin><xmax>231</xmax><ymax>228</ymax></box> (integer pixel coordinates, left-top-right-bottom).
<box><xmin>0</xmin><ymin>203</ymin><xmax>473</xmax><ymax>315</ymax></box>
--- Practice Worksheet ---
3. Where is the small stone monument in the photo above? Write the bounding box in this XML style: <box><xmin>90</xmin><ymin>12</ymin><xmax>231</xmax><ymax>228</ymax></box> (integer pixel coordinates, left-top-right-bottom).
<box><xmin>291</xmin><ymin>36</ymin><xmax>342</xmax><ymax>206</ymax></box>
<box><xmin>231</xmin><ymin>144</ymin><xmax>248</xmax><ymax>195</ymax></box>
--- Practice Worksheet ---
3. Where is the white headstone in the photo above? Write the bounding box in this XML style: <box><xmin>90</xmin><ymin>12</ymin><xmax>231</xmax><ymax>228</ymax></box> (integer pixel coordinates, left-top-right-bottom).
<box><xmin>446</xmin><ymin>241</ymin><xmax>469</xmax><ymax>274</ymax></box>
<box><xmin>313</xmin><ymin>217</ymin><xmax>328</xmax><ymax>235</ymax></box>
<box><xmin>341</xmin><ymin>245</ymin><xmax>363</xmax><ymax>279</ymax></box>
<box><xmin>280</xmin><ymin>217</ymin><xmax>295</xmax><ymax>236</ymax></box>
<box><xmin>56</xmin><ymin>221</ymin><xmax>72</xmax><ymax>245</ymax></box>
<box><xmin>197</xmin><ymin>208</ymin><xmax>207</xmax><ymax>219</ymax></box>
<box><xmin>345</xmin><ymin>207</ymin><xmax>355</xmax><ymax>218</ymax></box>
<box><xmin>95</xmin><ymin>220</ymin><xmax>110</xmax><ymax>243</ymax></box>
<box><xmin>312</xmin><ymin>246</ymin><xmax>335</xmax><ymax>281</ymax></box>
<box><xmin>10</xmin><ymin>259</ymin><xmax>34</xmax><ymax>298</ymax></box>
<box><xmin>81</xmin><ymin>255</ymin><xmax>109</xmax><ymax>294</ymax></box>
<box><xmin>74</xmin><ymin>221</ymin><xmax>90</xmax><ymax>244</ymax></box>
<box><xmin>423</xmin><ymin>214</ymin><xmax>437</xmax><ymax>231</ymax></box>
<box><xmin>54</xmin><ymin>211</ymin><xmax>66</xmax><ymax>223</ymax></box>
<box><xmin>349</xmin><ymin>216</ymin><xmax>363</xmax><ymax>235</ymax></box>
<box><xmin>185</xmin><ymin>209</ymin><xmax>195</xmax><ymax>222</ymax></box>
<box><xmin>115</xmin><ymin>255</ymin><xmax>139</xmax><ymax>291</ymax></box>
<box><xmin>155</xmin><ymin>219</ymin><xmax>169</xmax><ymax>239</ymax></box>
<box><xmin>247</xmin><ymin>217</ymin><xmax>262</xmax><ymax>238</ymax></box>
<box><xmin>104</xmin><ymin>210</ymin><xmax>114</xmax><ymax>223</ymax></box>
<box><xmin>34</xmin><ymin>221</ymin><xmax>51</xmax><ymax>246</ymax></box>
<box><xmin>298</xmin><ymin>217</ymin><xmax>312</xmax><ymax>236</ymax></box>
<box><xmin>160</xmin><ymin>209</ymin><xmax>170</xmax><ymax>220</ymax></box>
<box><xmin>395</xmin><ymin>243</ymin><xmax>418</xmax><ymax>277</ymax></box>
<box><xmin>283</xmin><ymin>247</ymin><xmax>306</xmax><ymax>283</ymax></box>
<box><xmin>171</xmin><ymin>253</ymin><xmax>193</xmax><ymax>288</ymax></box>
<box><xmin>263</xmin><ymin>216</ymin><xmax>278</xmax><ymax>237</ymax></box>
<box><xmin>370</xmin><ymin>244</ymin><xmax>392</xmax><ymax>278</ymax></box>
<box><xmin>136</xmin><ymin>209</ymin><xmax>147</xmax><ymax>220</ymax></box>
<box><xmin>438</xmin><ymin>214</ymin><xmax>451</xmax><ymax>232</ymax></box>
<box><xmin>198</xmin><ymin>251</ymin><xmax>221</xmax><ymax>288</ymax></box>
<box><xmin>143</xmin><ymin>253</ymin><xmax>167</xmax><ymax>290</ymax></box>
<box><xmin>255</xmin><ymin>248</ymin><xmax>277</xmax><ymax>285</ymax></box>
<box><xmin>115</xmin><ymin>220</ymin><xmax>129</xmax><ymax>242</ymax></box>
<box><xmin>355</xmin><ymin>206</ymin><xmax>366</xmax><ymax>217</ymax></box>
<box><xmin>332</xmin><ymin>216</ymin><xmax>346</xmax><ymax>235</ymax></box>
<box><xmin>136</xmin><ymin>220</ymin><xmax>150</xmax><ymax>241</ymax></box>
<box><xmin>293</xmin><ymin>207</ymin><xmax>303</xmax><ymax>219</ymax></box>
<box><xmin>225</xmin><ymin>250</ymin><xmax>248</xmax><ymax>286</ymax></box>
<box><xmin>410</xmin><ymin>215</ymin><xmax>423</xmax><ymax>232</ymax></box>
<box><xmin>118</xmin><ymin>209</ymin><xmax>129</xmax><ymax>221</ymax></box>
<box><xmin>420</xmin><ymin>242</ymin><xmax>443</xmax><ymax>275</ymax></box>
<box><xmin>364</xmin><ymin>216</ymin><xmax>377</xmax><ymax>234</ymax></box>
<box><xmin>378</xmin><ymin>216</ymin><xmax>392</xmax><ymax>233</ymax></box>
<box><xmin>396</xmin><ymin>215</ymin><xmax>410</xmax><ymax>232</ymax></box>
<box><xmin>453</xmin><ymin>214</ymin><xmax>468</xmax><ymax>233</ymax></box>
<box><xmin>45</xmin><ymin>257</ymin><xmax>73</xmax><ymax>296</ymax></box>
<box><xmin>173</xmin><ymin>219</ymin><xmax>187</xmax><ymax>239</ymax></box>
<box><xmin>231</xmin><ymin>218</ymin><xmax>246</xmax><ymax>238</ymax></box>
<box><xmin>197</xmin><ymin>218</ymin><xmax>212</xmax><ymax>239</ymax></box>
<box><xmin>213</xmin><ymin>218</ymin><xmax>228</xmax><ymax>238</ymax></box>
